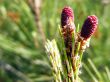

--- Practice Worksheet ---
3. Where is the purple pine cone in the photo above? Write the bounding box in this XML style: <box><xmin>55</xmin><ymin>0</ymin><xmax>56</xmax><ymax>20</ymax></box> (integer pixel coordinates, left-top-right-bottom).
<box><xmin>80</xmin><ymin>15</ymin><xmax>98</xmax><ymax>40</ymax></box>
<box><xmin>61</xmin><ymin>6</ymin><xmax>74</xmax><ymax>27</ymax></box>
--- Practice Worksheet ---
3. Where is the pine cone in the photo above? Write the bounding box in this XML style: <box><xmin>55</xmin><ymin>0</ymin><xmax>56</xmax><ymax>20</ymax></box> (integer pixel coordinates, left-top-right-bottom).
<box><xmin>80</xmin><ymin>15</ymin><xmax>98</xmax><ymax>40</ymax></box>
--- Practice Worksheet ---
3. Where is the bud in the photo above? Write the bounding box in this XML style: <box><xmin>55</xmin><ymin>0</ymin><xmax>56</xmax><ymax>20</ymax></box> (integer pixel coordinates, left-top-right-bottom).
<box><xmin>80</xmin><ymin>15</ymin><xmax>98</xmax><ymax>40</ymax></box>
<box><xmin>61</xmin><ymin>6</ymin><xmax>75</xmax><ymax>56</ymax></box>
<box><xmin>61</xmin><ymin>6</ymin><xmax>74</xmax><ymax>27</ymax></box>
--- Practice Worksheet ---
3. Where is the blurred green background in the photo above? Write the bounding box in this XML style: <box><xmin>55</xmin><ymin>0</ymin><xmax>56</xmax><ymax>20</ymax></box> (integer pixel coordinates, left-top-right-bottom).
<box><xmin>0</xmin><ymin>0</ymin><xmax>110</xmax><ymax>82</ymax></box>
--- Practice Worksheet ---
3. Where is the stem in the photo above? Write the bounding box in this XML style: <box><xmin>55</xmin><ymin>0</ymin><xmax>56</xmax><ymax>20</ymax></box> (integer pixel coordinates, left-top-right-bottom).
<box><xmin>68</xmin><ymin>56</ymin><xmax>74</xmax><ymax>82</ymax></box>
<box><xmin>59</xmin><ymin>27</ymin><xmax>74</xmax><ymax>82</ymax></box>
<box><xmin>79</xmin><ymin>50</ymin><xmax>84</xmax><ymax>64</ymax></box>
<box><xmin>74</xmin><ymin>42</ymin><xmax>81</xmax><ymax>56</ymax></box>
<box><xmin>72</xmin><ymin>41</ymin><xmax>81</xmax><ymax>80</ymax></box>
<box><xmin>76</xmin><ymin>50</ymin><xmax>83</xmax><ymax>80</ymax></box>
<box><xmin>64</xmin><ymin>52</ymin><xmax>72</xmax><ymax>82</ymax></box>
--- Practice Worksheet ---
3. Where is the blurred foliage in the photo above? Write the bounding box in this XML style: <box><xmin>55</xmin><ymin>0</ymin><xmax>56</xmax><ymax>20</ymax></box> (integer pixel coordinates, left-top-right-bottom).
<box><xmin>0</xmin><ymin>0</ymin><xmax>110</xmax><ymax>82</ymax></box>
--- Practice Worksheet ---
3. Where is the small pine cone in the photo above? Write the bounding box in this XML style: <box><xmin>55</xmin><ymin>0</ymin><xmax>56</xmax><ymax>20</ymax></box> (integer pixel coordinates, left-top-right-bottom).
<box><xmin>61</xmin><ymin>6</ymin><xmax>75</xmax><ymax>56</ymax></box>
<box><xmin>61</xmin><ymin>6</ymin><xmax>74</xmax><ymax>27</ymax></box>
<box><xmin>80</xmin><ymin>15</ymin><xmax>98</xmax><ymax>40</ymax></box>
